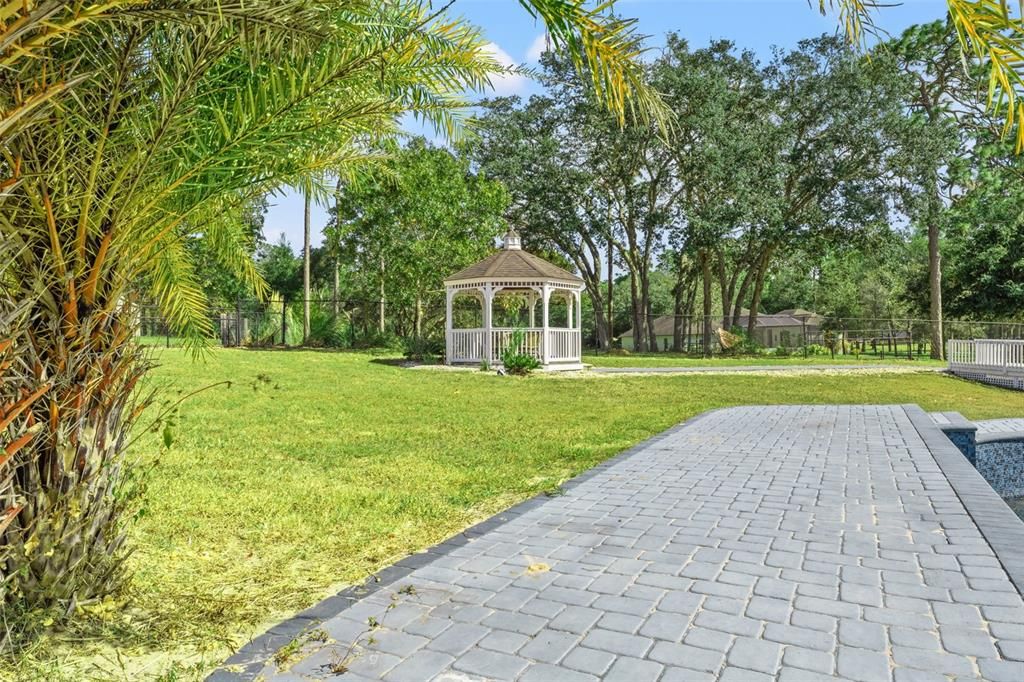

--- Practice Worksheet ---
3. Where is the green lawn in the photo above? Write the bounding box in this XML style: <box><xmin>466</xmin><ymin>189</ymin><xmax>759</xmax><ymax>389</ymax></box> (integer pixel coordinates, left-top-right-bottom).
<box><xmin>15</xmin><ymin>348</ymin><xmax>1023</xmax><ymax>680</ymax></box>
<box><xmin>584</xmin><ymin>352</ymin><xmax>947</xmax><ymax>368</ymax></box>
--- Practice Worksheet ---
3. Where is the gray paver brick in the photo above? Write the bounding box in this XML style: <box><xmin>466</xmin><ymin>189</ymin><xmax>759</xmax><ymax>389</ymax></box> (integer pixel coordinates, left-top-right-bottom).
<box><xmin>381</xmin><ymin>649</ymin><xmax>453</xmax><ymax>681</ymax></box>
<box><xmin>891</xmin><ymin>646</ymin><xmax>977</xmax><ymax>677</ymax></box>
<box><xmin>602</xmin><ymin>656</ymin><xmax>664</xmax><ymax>682</ymax></box>
<box><xmin>477</xmin><ymin>629</ymin><xmax>529</xmax><ymax>653</ymax></box>
<box><xmin>649</xmin><ymin>641</ymin><xmax>725</xmax><ymax>673</ymax></box>
<box><xmin>783</xmin><ymin>645</ymin><xmax>834</xmax><ymax>674</ymax></box>
<box><xmin>764</xmin><ymin>623</ymin><xmax>834</xmax><ymax>651</ymax></box>
<box><xmin>451</xmin><ymin>647</ymin><xmax>529</xmax><ymax>679</ymax></box>
<box><xmin>548</xmin><ymin>605</ymin><xmax>602</xmax><ymax>634</ymax></box>
<box><xmin>683</xmin><ymin>625</ymin><xmax>733</xmax><ymax>652</ymax></box>
<box><xmin>978</xmin><ymin>658</ymin><xmax>1024</xmax><ymax>682</ymax></box>
<box><xmin>719</xmin><ymin>665</ymin><xmax>773</xmax><ymax>682</ymax></box>
<box><xmin>839</xmin><ymin>619</ymin><xmax>886</xmax><ymax>650</ymax></box>
<box><xmin>727</xmin><ymin>637</ymin><xmax>782</xmax><ymax>674</ymax></box>
<box><xmin>693</xmin><ymin>610</ymin><xmax>761</xmax><ymax>637</ymax></box>
<box><xmin>579</xmin><ymin>628</ymin><xmax>653</xmax><ymax>658</ymax></box>
<box><xmin>518</xmin><ymin>629</ymin><xmax>579</xmax><ymax>663</ymax></box>
<box><xmin>425</xmin><ymin>623</ymin><xmax>487</xmax><ymax>655</ymax></box>
<box><xmin>561</xmin><ymin>646</ymin><xmax>615</xmax><ymax>676</ymax></box>
<box><xmin>837</xmin><ymin>646</ymin><xmax>892</xmax><ymax>682</ymax></box>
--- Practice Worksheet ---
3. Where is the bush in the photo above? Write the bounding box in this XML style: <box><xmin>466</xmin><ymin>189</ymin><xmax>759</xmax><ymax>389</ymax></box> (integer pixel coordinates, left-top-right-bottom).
<box><xmin>306</xmin><ymin>307</ymin><xmax>349</xmax><ymax>348</ymax></box>
<box><xmin>799</xmin><ymin>343</ymin><xmax>829</xmax><ymax>356</ymax></box>
<box><xmin>403</xmin><ymin>336</ymin><xmax>443</xmax><ymax>363</ymax></box>
<box><xmin>500</xmin><ymin>329</ymin><xmax>541</xmax><ymax>375</ymax></box>
<box><xmin>720</xmin><ymin>327</ymin><xmax>761</xmax><ymax>355</ymax></box>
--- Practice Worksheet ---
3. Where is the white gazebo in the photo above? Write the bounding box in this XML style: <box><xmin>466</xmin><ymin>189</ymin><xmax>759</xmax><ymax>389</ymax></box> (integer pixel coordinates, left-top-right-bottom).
<box><xmin>444</xmin><ymin>230</ymin><xmax>584</xmax><ymax>370</ymax></box>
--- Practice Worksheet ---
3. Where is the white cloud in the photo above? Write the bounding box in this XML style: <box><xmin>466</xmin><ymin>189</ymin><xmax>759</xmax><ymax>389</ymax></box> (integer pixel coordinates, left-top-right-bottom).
<box><xmin>481</xmin><ymin>41</ymin><xmax>528</xmax><ymax>96</ymax></box>
<box><xmin>526</xmin><ymin>33</ymin><xmax>549</xmax><ymax>62</ymax></box>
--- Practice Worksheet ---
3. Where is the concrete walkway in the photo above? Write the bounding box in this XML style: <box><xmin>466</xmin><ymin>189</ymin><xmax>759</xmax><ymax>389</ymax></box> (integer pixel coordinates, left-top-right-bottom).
<box><xmin>212</xmin><ymin>406</ymin><xmax>1024</xmax><ymax>682</ymax></box>
<box><xmin>589</xmin><ymin>364</ymin><xmax>942</xmax><ymax>375</ymax></box>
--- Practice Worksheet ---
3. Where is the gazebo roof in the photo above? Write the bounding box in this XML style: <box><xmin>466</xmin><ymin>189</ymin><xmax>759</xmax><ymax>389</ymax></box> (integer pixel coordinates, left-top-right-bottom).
<box><xmin>444</xmin><ymin>230</ymin><xmax>583</xmax><ymax>284</ymax></box>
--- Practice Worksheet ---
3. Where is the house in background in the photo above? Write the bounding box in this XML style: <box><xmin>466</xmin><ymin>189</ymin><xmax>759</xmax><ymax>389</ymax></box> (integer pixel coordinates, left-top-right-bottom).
<box><xmin>619</xmin><ymin>309</ymin><xmax>824</xmax><ymax>350</ymax></box>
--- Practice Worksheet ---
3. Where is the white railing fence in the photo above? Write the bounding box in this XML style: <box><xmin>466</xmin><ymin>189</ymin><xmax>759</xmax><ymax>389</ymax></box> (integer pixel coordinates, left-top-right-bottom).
<box><xmin>948</xmin><ymin>339</ymin><xmax>1024</xmax><ymax>390</ymax></box>
<box><xmin>948</xmin><ymin>339</ymin><xmax>1024</xmax><ymax>370</ymax></box>
<box><xmin>447</xmin><ymin>327</ymin><xmax>581</xmax><ymax>365</ymax></box>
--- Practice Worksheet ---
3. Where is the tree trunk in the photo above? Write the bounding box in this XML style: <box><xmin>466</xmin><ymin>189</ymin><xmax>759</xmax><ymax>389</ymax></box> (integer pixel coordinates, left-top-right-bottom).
<box><xmin>607</xmin><ymin>238</ymin><xmax>614</xmax><ymax>347</ymax></box>
<box><xmin>746</xmin><ymin>247</ymin><xmax>774</xmax><ymax>341</ymax></box>
<box><xmin>378</xmin><ymin>256</ymin><xmax>386</xmax><ymax>334</ymax></box>
<box><xmin>732</xmin><ymin>268</ymin><xmax>753</xmax><ymax>332</ymax></box>
<box><xmin>414</xmin><ymin>293</ymin><xmax>423</xmax><ymax>339</ymax></box>
<box><xmin>701</xmin><ymin>250</ymin><xmax>713</xmax><ymax>358</ymax></box>
<box><xmin>928</xmin><ymin>210</ymin><xmax>943</xmax><ymax>360</ymax></box>
<box><xmin>591</xmin><ymin>300</ymin><xmax>610</xmax><ymax>350</ymax></box>
<box><xmin>302</xmin><ymin>190</ymin><xmax>311</xmax><ymax>343</ymax></box>
<box><xmin>629</xmin><ymin>272</ymin><xmax>646</xmax><ymax>352</ymax></box>
<box><xmin>332</xmin><ymin>257</ymin><xmax>340</xmax><ymax>318</ymax></box>
<box><xmin>673</xmin><ymin>283</ymin><xmax>685</xmax><ymax>352</ymax></box>
<box><xmin>643</xmin><ymin>268</ymin><xmax>657</xmax><ymax>352</ymax></box>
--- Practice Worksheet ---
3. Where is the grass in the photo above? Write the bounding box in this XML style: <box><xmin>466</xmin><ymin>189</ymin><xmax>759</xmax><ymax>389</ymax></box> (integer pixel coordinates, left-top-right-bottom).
<box><xmin>583</xmin><ymin>352</ymin><xmax>947</xmax><ymax>367</ymax></box>
<box><xmin>9</xmin><ymin>348</ymin><xmax>1022</xmax><ymax>680</ymax></box>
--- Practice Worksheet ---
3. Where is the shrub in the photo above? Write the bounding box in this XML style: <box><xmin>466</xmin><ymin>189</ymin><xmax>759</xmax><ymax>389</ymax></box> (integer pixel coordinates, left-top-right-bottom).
<box><xmin>403</xmin><ymin>336</ymin><xmax>443</xmax><ymax>363</ymax></box>
<box><xmin>500</xmin><ymin>329</ymin><xmax>541</xmax><ymax>375</ymax></box>
<box><xmin>800</xmin><ymin>343</ymin><xmax>829</xmax><ymax>356</ymax></box>
<box><xmin>306</xmin><ymin>307</ymin><xmax>349</xmax><ymax>348</ymax></box>
<box><xmin>721</xmin><ymin>327</ymin><xmax>761</xmax><ymax>355</ymax></box>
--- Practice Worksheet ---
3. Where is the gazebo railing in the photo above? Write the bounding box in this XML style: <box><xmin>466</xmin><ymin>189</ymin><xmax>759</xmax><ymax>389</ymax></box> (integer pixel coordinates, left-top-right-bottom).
<box><xmin>547</xmin><ymin>328</ymin><xmax>579</xmax><ymax>361</ymax></box>
<box><xmin>449</xmin><ymin>329</ymin><xmax>485</xmax><ymax>362</ymax></box>
<box><xmin>491</xmin><ymin>328</ymin><xmax>543</xmax><ymax>361</ymax></box>
<box><xmin>447</xmin><ymin>327</ymin><xmax>580</xmax><ymax>365</ymax></box>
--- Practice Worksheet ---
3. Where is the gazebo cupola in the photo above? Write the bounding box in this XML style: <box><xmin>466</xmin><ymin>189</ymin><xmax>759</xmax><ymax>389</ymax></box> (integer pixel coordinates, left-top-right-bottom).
<box><xmin>444</xmin><ymin>230</ymin><xmax>584</xmax><ymax>370</ymax></box>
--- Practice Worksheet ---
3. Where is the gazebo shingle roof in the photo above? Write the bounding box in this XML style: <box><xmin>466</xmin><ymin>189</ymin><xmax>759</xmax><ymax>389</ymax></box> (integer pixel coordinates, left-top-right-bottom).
<box><xmin>444</xmin><ymin>248</ymin><xmax>583</xmax><ymax>283</ymax></box>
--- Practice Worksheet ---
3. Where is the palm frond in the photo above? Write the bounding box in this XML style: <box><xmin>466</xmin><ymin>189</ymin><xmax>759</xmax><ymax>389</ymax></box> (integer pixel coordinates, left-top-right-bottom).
<box><xmin>518</xmin><ymin>0</ymin><xmax>673</xmax><ymax>130</ymax></box>
<box><xmin>948</xmin><ymin>0</ymin><xmax>1024</xmax><ymax>151</ymax></box>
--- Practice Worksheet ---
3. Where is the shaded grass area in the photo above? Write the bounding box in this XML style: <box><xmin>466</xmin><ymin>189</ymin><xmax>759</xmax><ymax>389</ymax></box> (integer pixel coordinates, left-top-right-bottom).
<box><xmin>584</xmin><ymin>352</ymin><xmax>947</xmax><ymax>368</ymax></box>
<box><xmin>10</xmin><ymin>348</ymin><xmax>1021</xmax><ymax>680</ymax></box>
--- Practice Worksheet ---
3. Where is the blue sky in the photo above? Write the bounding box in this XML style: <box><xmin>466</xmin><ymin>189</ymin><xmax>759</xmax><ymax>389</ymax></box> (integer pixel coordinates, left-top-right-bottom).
<box><xmin>264</xmin><ymin>0</ymin><xmax>949</xmax><ymax>251</ymax></box>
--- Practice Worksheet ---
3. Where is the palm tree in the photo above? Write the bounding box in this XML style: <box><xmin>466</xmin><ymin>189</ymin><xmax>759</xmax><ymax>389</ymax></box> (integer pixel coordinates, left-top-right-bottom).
<box><xmin>0</xmin><ymin>0</ymin><xmax>666</xmax><ymax>635</ymax></box>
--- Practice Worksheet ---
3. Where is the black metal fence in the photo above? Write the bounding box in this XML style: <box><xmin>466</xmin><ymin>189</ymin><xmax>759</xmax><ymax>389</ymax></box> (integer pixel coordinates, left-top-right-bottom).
<box><xmin>136</xmin><ymin>299</ymin><xmax>1023</xmax><ymax>359</ymax></box>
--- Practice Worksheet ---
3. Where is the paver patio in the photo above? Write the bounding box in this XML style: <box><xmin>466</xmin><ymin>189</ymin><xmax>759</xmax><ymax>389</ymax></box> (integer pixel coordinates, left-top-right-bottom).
<box><xmin>211</xmin><ymin>405</ymin><xmax>1024</xmax><ymax>681</ymax></box>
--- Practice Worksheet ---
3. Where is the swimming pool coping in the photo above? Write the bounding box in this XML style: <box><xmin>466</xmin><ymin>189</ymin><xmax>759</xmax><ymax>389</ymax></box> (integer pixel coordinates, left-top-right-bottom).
<box><xmin>904</xmin><ymin>404</ymin><xmax>1024</xmax><ymax>597</ymax></box>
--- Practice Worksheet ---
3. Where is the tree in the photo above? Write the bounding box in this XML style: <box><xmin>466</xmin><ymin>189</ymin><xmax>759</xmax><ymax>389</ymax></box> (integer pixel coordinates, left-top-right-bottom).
<box><xmin>944</xmin><ymin>138</ymin><xmax>1024</xmax><ymax>318</ymax></box>
<box><xmin>475</xmin><ymin>52</ymin><xmax>677</xmax><ymax>352</ymax></box>
<box><xmin>888</xmin><ymin>20</ymin><xmax>984</xmax><ymax>358</ymax></box>
<box><xmin>329</xmin><ymin>139</ymin><xmax>509</xmax><ymax>340</ymax></box>
<box><xmin>257</xmin><ymin>236</ymin><xmax>303</xmax><ymax>301</ymax></box>
<box><xmin>472</xmin><ymin>92</ymin><xmax>618</xmax><ymax>348</ymax></box>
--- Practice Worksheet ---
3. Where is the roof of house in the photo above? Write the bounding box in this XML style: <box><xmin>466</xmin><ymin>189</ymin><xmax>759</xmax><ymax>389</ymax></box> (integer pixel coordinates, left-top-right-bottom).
<box><xmin>444</xmin><ymin>231</ymin><xmax>583</xmax><ymax>284</ymax></box>
<box><xmin>619</xmin><ymin>313</ymin><xmax>818</xmax><ymax>338</ymax></box>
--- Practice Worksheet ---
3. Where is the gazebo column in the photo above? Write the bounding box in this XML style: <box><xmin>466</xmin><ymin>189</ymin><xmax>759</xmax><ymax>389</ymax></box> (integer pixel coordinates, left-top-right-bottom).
<box><xmin>528</xmin><ymin>291</ymin><xmax>538</xmax><ymax>328</ymax></box>
<box><xmin>444</xmin><ymin>287</ymin><xmax>455</xmax><ymax>364</ymax></box>
<box><xmin>541</xmin><ymin>284</ymin><xmax>550</xmax><ymax>366</ymax></box>
<box><xmin>482</xmin><ymin>285</ymin><xmax>494</xmax><ymax>364</ymax></box>
<box><xmin>575</xmin><ymin>289</ymin><xmax>582</xmax><ymax>360</ymax></box>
